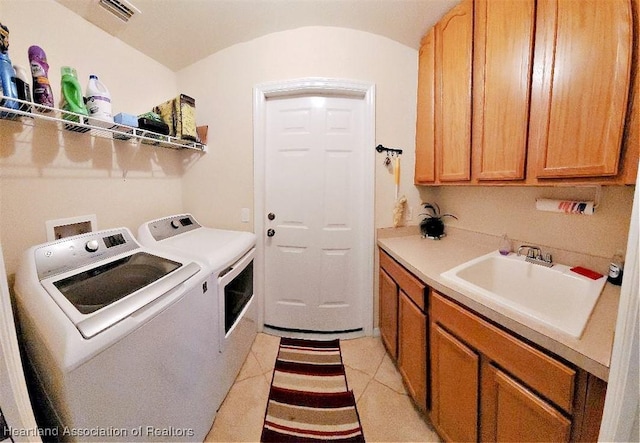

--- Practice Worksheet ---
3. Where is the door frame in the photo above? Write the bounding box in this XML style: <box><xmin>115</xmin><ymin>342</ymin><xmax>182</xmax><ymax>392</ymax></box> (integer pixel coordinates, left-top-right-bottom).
<box><xmin>253</xmin><ymin>77</ymin><xmax>376</xmax><ymax>336</ymax></box>
<box><xmin>598</xmin><ymin>163</ymin><xmax>639</xmax><ymax>441</ymax></box>
<box><xmin>0</xmin><ymin>244</ymin><xmax>39</xmax><ymax>436</ymax></box>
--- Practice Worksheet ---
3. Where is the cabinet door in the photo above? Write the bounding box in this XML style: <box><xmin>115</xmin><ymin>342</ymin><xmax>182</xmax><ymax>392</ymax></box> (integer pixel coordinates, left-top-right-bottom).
<box><xmin>529</xmin><ymin>0</ymin><xmax>633</xmax><ymax>178</ymax></box>
<box><xmin>379</xmin><ymin>268</ymin><xmax>398</xmax><ymax>359</ymax></box>
<box><xmin>432</xmin><ymin>291</ymin><xmax>576</xmax><ymax>413</ymax></box>
<box><xmin>430</xmin><ymin>323</ymin><xmax>479</xmax><ymax>442</ymax></box>
<box><xmin>435</xmin><ymin>0</ymin><xmax>473</xmax><ymax>182</ymax></box>
<box><xmin>472</xmin><ymin>0</ymin><xmax>534</xmax><ymax>181</ymax></box>
<box><xmin>481</xmin><ymin>363</ymin><xmax>571</xmax><ymax>442</ymax></box>
<box><xmin>415</xmin><ymin>28</ymin><xmax>436</xmax><ymax>184</ymax></box>
<box><xmin>398</xmin><ymin>291</ymin><xmax>427</xmax><ymax>411</ymax></box>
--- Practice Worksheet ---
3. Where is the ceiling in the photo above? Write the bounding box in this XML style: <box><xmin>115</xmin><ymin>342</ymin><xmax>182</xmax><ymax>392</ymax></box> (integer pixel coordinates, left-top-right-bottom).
<box><xmin>55</xmin><ymin>0</ymin><xmax>459</xmax><ymax>71</ymax></box>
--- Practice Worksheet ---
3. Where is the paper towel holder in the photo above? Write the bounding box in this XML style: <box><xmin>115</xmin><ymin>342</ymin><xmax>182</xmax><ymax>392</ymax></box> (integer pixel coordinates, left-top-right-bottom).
<box><xmin>535</xmin><ymin>185</ymin><xmax>601</xmax><ymax>215</ymax></box>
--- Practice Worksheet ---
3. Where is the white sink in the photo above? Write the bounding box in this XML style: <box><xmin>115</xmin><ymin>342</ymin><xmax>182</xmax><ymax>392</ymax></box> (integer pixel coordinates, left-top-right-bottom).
<box><xmin>440</xmin><ymin>251</ymin><xmax>607</xmax><ymax>338</ymax></box>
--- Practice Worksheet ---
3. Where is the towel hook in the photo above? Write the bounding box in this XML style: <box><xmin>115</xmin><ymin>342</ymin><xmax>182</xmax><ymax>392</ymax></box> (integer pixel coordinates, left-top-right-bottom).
<box><xmin>376</xmin><ymin>144</ymin><xmax>403</xmax><ymax>156</ymax></box>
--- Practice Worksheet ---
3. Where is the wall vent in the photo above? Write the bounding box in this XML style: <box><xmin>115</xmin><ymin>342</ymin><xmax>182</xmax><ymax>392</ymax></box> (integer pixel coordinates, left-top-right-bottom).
<box><xmin>98</xmin><ymin>0</ymin><xmax>140</xmax><ymax>22</ymax></box>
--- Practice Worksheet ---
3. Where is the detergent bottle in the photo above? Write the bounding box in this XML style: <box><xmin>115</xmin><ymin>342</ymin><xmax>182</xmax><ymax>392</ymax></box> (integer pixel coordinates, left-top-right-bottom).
<box><xmin>60</xmin><ymin>66</ymin><xmax>88</xmax><ymax>128</ymax></box>
<box><xmin>85</xmin><ymin>74</ymin><xmax>114</xmax><ymax>127</ymax></box>
<box><xmin>0</xmin><ymin>22</ymin><xmax>19</xmax><ymax>113</ymax></box>
<box><xmin>28</xmin><ymin>45</ymin><xmax>54</xmax><ymax>110</ymax></box>
<box><xmin>13</xmin><ymin>65</ymin><xmax>31</xmax><ymax>112</ymax></box>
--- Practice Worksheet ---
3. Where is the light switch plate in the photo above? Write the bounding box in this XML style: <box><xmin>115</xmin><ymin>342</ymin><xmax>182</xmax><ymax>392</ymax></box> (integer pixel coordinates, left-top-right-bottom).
<box><xmin>241</xmin><ymin>208</ymin><xmax>250</xmax><ymax>223</ymax></box>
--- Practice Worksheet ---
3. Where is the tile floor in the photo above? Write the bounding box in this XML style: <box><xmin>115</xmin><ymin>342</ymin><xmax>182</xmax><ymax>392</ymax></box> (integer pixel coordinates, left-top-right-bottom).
<box><xmin>205</xmin><ymin>333</ymin><xmax>441</xmax><ymax>442</ymax></box>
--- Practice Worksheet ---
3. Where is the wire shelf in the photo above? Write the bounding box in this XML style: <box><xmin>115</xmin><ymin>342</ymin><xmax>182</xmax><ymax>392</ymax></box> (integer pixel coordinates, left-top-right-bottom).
<box><xmin>0</xmin><ymin>96</ymin><xmax>207</xmax><ymax>152</ymax></box>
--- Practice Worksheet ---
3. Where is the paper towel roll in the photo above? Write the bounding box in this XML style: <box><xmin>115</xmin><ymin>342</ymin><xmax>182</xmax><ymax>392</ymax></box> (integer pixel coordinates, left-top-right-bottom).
<box><xmin>535</xmin><ymin>199</ymin><xmax>595</xmax><ymax>215</ymax></box>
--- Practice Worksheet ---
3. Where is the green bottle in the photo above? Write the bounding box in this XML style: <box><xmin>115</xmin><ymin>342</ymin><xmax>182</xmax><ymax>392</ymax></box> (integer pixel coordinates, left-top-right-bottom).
<box><xmin>60</xmin><ymin>66</ymin><xmax>88</xmax><ymax>131</ymax></box>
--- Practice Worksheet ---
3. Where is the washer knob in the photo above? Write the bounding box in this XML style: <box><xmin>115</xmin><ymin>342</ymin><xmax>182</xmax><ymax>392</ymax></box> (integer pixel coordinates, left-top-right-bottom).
<box><xmin>171</xmin><ymin>220</ymin><xmax>181</xmax><ymax>229</ymax></box>
<box><xmin>85</xmin><ymin>240</ymin><xmax>99</xmax><ymax>252</ymax></box>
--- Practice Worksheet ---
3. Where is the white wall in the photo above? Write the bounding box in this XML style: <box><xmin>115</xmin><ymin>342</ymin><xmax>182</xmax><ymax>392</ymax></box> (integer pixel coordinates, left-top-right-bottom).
<box><xmin>177</xmin><ymin>24</ymin><xmax>634</xmax><ymax>264</ymax></box>
<box><xmin>419</xmin><ymin>185</ymin><xmax>634</xmax><ymax>260</ymax></box>
<box><xmin>1</xmin><ymin>1</ymin><xmax>634</xmax><ymax>274</ymax></box>
<box><xmin>177</xmin><ymin>26</ymin><xmax>423</xmax><ymax>231</ymax></box>
<box><xmin>0</xmin><ymin>0</ymin><xmax>189</xmax><ymax>275</ymax></box>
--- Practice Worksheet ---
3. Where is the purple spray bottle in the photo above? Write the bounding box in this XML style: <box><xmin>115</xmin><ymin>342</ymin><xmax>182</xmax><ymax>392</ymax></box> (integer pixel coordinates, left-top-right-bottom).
<box><xmin>28</xmin><ymin>45</ymin><xmax>54</xmax><ymax>111</ymax></box>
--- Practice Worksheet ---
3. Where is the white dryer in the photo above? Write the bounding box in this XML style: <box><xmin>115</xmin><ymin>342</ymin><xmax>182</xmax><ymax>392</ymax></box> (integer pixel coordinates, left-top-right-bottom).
<box><xmin>14</xmin><ymin>228</ymin><xmax>218</xmax><ymax>441</ymax></box>
<box><xmin>138</xmin><ymin>214</ymin><xmax>257</xmax><ymax>402</ymax></box>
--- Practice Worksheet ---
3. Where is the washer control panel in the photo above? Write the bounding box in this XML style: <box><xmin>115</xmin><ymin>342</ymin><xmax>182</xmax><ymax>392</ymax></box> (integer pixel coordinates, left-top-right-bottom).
<box><xmin>35</xmin><ymin>228</ymin><xmax>139</xmax><ymax>280</ymax></box>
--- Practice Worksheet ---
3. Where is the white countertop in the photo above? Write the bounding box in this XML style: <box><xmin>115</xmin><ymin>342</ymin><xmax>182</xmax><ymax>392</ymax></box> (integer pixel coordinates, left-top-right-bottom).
<box><xmin>377</xmin><ymin>227</ymin><xmax>620</xmax><ymax>381</ymax></box>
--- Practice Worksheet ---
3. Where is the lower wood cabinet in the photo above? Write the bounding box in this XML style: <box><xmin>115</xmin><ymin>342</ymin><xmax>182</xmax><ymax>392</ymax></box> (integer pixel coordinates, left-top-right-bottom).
<box><xmin>431</xmin><ymin>323</ymin><xmax>479</xmax><ymax>442</ymax></box>
<box><xmin>398</xmin><ymin>291</ymin><xmax>427</xmax><ymax>411</ymax></box>
<box><xmin>378</xmin><ymin>250</ymin><xmax>427</xmax><ymax>411</ymax></box>
<box><xmin>481</xmin><ymin>363</ymin><xmax>571</xmax><ymax>442</ymax></box>
<box><xmin>378</xmin><ymin>248</ymin><xmax>607</xmax><ymax>442</ymax></box>
<box><xmin>379</xmin><ymin>267</ymin><xmax>398</xmax><ymax>359</ymax></box>
<box><xmin>430</xmin><ymin>291</ymin><xmax>606</xmax><ymax>442</ymax></box>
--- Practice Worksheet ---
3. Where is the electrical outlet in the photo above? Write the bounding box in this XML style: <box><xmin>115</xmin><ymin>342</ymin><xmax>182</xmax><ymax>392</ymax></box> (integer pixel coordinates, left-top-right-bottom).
<box><xmin>405</xmin><ymin>205</ymin><xmax>413</xmax><ymax>221</ymax></box>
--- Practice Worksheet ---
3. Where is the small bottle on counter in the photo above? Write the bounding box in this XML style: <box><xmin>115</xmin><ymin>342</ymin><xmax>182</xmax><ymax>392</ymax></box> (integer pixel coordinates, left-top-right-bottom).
<box><xmin>607</xmin><ymin>251</ymin><xmax>625</xmax><ymax>286</ymax></box>
<box><xmin>498</xmin><ymin>233</ymin><xmax>511</xmax><ymax>255</ymax></box>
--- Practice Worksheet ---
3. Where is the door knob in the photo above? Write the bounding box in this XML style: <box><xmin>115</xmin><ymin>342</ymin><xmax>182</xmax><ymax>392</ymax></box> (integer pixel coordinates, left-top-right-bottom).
<box><xmin>267</xmin><ymin>228</ymin><xmax>276</xmax><ymax>237</ymax></box>
<box><xmin>267</xmin><ymin>213</ymin><xmax>276</xmax><ymax>221</ymax></box>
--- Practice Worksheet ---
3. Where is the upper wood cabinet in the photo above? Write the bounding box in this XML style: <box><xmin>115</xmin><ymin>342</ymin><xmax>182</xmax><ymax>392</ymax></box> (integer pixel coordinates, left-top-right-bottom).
<box><xmin>528</xmin><ymin>0</ymin><xmax>633</xmax><ymax>179</ymax></box>
<box><xmin>472</xmin><ymin>0</ymin><xmax>535</xmax><ymax>181</ymax></box>
<box><xmin>434</xmin><ymin>0</ymin><xmax>473</xmax><ymax>182</ymax></box>
<box><xmin>414</xmin><ymin>0</ymin><xmax>637</xmax><ymax>185</ymax></box>
<box><xmin>415</xmin><ymin>28</ymin><xmax>436</xmax><ymax>184</ymax></box>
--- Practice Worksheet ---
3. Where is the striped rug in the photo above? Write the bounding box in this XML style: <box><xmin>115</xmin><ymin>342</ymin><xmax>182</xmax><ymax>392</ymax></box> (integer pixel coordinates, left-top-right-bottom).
<box><xmin>260</xmin><ymin>337</ymin><xmax>365</xmax><ymax>442</ymax></box>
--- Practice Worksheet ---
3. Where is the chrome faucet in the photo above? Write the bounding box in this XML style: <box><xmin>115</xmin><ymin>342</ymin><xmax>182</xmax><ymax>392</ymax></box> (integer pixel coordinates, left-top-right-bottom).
<box><xmin>517</xmin><ymin>245</ymin><xmax>553</xmax><ymax>267</ymax></box>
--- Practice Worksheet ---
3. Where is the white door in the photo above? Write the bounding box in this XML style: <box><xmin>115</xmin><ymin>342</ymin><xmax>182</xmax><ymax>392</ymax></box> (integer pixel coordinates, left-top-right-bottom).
<box><xmin>263</xmin><ymin>95</ymin><xmax>366</xmax><ymax>332</ymax></box>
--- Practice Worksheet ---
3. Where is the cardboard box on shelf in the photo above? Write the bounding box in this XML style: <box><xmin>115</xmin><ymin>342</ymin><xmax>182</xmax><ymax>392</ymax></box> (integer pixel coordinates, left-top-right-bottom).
<box><xmin>153</xmin><ymin>94</ymin><xmax>198</xmax><ymax>142</ymax></box>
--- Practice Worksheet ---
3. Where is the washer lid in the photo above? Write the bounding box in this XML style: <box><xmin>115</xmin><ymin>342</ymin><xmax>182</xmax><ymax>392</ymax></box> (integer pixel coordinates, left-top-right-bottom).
<box><xmin>42</xmin><ymin>256</ymin><xmax>201</xmax><ymax>339</ymax></box>
<box><xmin>53</xmin><ymin>252</ymin><xmax>181</xmax><ymax>315</ymax></box>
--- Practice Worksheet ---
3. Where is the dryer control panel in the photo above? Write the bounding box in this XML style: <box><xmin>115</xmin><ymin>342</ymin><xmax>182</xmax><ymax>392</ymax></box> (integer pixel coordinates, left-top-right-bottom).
<box><xmin>142</xmin><ymin>214</ymin><xmax>202</xmax><ymax>242</ymax></box>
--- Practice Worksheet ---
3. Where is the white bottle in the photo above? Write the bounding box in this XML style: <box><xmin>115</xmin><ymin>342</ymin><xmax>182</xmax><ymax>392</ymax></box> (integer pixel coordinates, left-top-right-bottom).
<box><xmin>85</xmin><ymin>74</ymin><xmax>114</xmax><ymax>127</ymax></box>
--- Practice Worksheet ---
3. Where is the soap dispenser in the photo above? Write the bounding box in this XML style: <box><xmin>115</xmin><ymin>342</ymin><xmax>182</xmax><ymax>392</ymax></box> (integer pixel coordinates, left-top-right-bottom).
<box><xmin>498</xmin><ymin>234</ymin><xmax>511</xmax><ymax>256</ymax></box>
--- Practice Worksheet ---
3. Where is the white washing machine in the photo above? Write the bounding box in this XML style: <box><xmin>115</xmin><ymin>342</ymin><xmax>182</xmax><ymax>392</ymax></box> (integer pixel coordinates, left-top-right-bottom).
<box><xmin>14</xmin><ymin>228</ymin><xmax>219</xmax><ymax>441</ymax></box>
<box><xmin>138</xmin><ymin>214</ymin><xmax>257</xmax><ymax>402</ymax></box>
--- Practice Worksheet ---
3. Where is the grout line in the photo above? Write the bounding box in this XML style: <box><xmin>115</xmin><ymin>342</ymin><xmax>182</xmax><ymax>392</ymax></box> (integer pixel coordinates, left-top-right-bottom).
<box><xmin>371</xmin><ymin>354</ymin><xmax>410</xmax><ymax>396</ymax></box>
<box><xmin>347</xmin><ymin>348</ymin><xmax>387</xmax><ymax>404</ymax></box>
